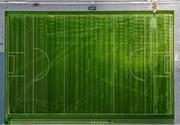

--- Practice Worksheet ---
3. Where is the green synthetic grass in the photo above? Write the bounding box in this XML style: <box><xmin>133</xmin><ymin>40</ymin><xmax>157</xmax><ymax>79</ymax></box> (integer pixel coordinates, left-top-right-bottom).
<box><xmin>5</xmin><ymin>11</ymin><xmax>174</xmax><ymax>122</ymax></box>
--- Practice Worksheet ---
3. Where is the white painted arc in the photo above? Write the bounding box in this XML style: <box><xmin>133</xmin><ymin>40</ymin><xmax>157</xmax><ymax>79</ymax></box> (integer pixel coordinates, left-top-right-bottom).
<box><xmin>33</xmin><ymin>48</ymin><xmax>51</xmax><ymax>82</ymax></box>
<box><xmin>128</xmin><ymin>48</ymin><xmax>146</xmax><ymax>82</ymax></box>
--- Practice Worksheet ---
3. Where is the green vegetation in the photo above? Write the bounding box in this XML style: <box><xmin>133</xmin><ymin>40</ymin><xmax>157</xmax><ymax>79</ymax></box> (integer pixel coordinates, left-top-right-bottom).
<box><xmin>5</xmin><ymin>11</ymin><xmax>174</xmax><ymax>122</ymax></box>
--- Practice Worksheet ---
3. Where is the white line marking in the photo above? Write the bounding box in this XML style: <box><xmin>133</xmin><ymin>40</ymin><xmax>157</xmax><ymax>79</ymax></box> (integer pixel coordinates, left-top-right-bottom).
<box><xmin>151</xmin><ymin>16</ymin><xmax>154</xmax><ymax>114</ymax></box>
<box><xmin>64</xmin><ymin>16</ymin><xmax>66</xmax><ymax>113</ymax></box>
<box><xmin>8</xmin><ymin>52</ymin><xmax>24</xmax><ymax>54</ymax></box>
<box><xmin>112</xmin><ymin>16</ymin><xmax>115</xmax><ymax>113</ymax></box>
<box><xmin>144</xmin><ymin>17</ymin><xmax>147</xmax><ymax>113</ymax></box>
<box><xmin>9</xmin><ymin>113</ymin><xmax>171</xmax><ymax>115</ymax></box>
<box><xmin>153</xmin><ymin>75</ymin><xmax>170</xmax><ymax>77</ymax></box>
<box><xmin>169</xmin><ymin>24</ymin><xmax>171</xmax><ymax>112</ymax></box>
<box><xmin>169</xmin><ymin>15</ymin><xmax>173</xmax><ymax>114</ymax></box>
<box><xmin>8</xmin><ymin>15</ymin><xmax>10</xmax><ymax>114</ymax></box>
<box><xmin>33</xmin><ymin>48</ymin><xmax>50</xmax><ymax>82</ymax></box>
<box><xmin>152</xmin><ymin>52</ymin><xmax>170</xmax><ymax>54</ymax></box>
<box><xmin>152</xmin><ymin>16</ymin><xmax>158</xmax><ymax>114</ymax></box>
<box><xmin>32</xmin><ymin>16</ymin><xmax>35</xmax><ymax>113</ymax></box>
<box><xmin>8</xmin><ymin>75</ymin><xmax>24</xmax><ymax>77</ymax></box>
<box><xmin>45</xmin><ymin>16</ymin><xmax>48</xmax><ymax>114</ymax></box>
<box><xmin>24</xmin><ymin>15</ymin><xmax>26</xmax><ymax>113</ymax></box>
<box><xmin>164</xmin><ymin>54</ymin><xmax>171</xmax><ymax>74</ymax></box>
<box><xmin>128</xmin><ymin>48</ymin><xmax>145</xmax><ymax>82</ymax></box>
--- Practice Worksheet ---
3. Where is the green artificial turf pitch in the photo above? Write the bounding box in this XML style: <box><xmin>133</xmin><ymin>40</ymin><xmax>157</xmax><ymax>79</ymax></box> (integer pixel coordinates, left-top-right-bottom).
<box><xmin>5</xmin><ymin>11</ymin><xmax>174</xmax><ymax>122</ymax></box>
